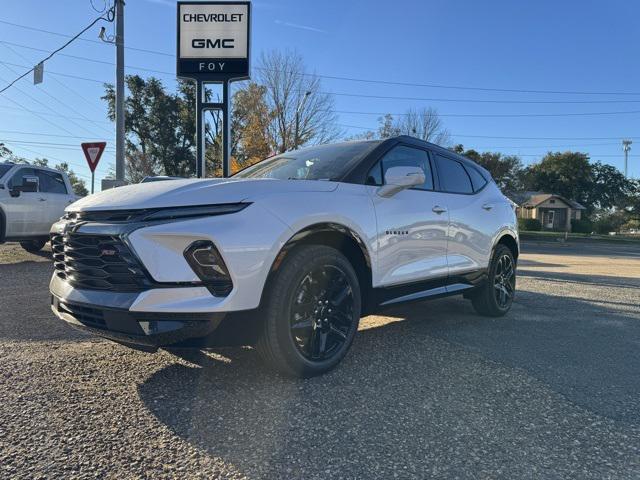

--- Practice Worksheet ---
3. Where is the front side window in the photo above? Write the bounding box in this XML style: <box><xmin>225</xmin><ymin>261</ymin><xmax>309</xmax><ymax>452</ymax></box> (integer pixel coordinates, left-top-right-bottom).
<box><xmin>7</xmin><ymin>168</ymin><xmax>36</xmax><ymax>190</ymax></box>
<box><xmin>37</xmin><ymin>170</ymin><xmax>67</xmax><ymax>194</ymax></box>
<box><xmin>435</xmin><ymin>155</ymin><xmax>473</xmax><ymax>194</ymax></box>
<box><xmin>373</xmin><ymin>145</ymin><xmax>434</xmax><ymax>190</ymax></box>
<box><xmin>0</xmin><ymin>164</ymin><xmax>13</xmax><ymax>180</ymax></box>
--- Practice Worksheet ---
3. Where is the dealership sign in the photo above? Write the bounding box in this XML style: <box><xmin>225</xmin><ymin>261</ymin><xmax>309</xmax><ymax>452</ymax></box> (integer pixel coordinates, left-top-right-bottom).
<box><xmin>177</xmin><ymin>1</ymin><xmax>251</xmax><ymax>81</ymax></box>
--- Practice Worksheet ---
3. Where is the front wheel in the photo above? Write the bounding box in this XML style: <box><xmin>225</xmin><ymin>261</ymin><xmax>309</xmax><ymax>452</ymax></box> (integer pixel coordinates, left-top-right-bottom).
<box><xmin>256</xmin><ymin>245</ymin><xmax>361</xmax><ymax>378</ymax></box>
<box><xmin>20</xmin><ymin>239</ymin><xmax>47</xmax><ymax>253</ymax></box>
<box><xmin>470</xmin><ymin>244</ymin><xmax>516</xmax><ymax>317</ymax></box>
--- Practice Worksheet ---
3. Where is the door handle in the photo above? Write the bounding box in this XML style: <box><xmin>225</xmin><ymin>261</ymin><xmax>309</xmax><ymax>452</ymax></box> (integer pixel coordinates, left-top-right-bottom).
<box><xmin>482</xmin><ymin>203</ymin><xmax>494</xmax><ymax>211</ymax></box>
<box><xmin>432</xmin><ymin>205</ymin><xmax>447</xmax><ymax>214</ymax></box>
<box><xmin>39</xmin><ymin>198</ymin><xmax>47</xmax><ymax>202</ymax></box>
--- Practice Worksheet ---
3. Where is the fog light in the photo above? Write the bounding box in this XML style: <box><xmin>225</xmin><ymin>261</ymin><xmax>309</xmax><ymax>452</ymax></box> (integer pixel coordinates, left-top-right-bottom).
<box><xmin>184</xmin><ymin>240</ymin><xmax>233</xmax><ymax>296</ymax></box>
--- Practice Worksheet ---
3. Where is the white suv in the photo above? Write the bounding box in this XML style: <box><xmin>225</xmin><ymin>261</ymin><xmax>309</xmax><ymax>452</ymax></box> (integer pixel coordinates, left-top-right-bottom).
<box><xmin>49</xmin><ymin>136</ymin><xmax>518</xmax><ymax>377</ymax></box>
<box><xmin>0</xmin><ymin>163</ymin><xmax>77</xmax><ymax>252</ymax></box>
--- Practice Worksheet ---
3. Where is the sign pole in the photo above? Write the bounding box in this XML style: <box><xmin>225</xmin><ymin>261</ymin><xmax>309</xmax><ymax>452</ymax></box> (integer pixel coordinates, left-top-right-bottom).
<box><xmin>91</xmin><ymin>171</ymin><xmax>95</xmax><ymax>194</ymax></box>
<box><xmin>196</xmin><ymin>80</ymin><xmax>204</xmax><ymax>178</ymax></box>
<box><xmin>177</xmin><ymin>1</ymin><xmax>250</xmax><ymax>179</ymax></box>
<box><xmin>222</xmin><ymin>79</ymin><xmax>230</xmax><ymax>178</ymax></box>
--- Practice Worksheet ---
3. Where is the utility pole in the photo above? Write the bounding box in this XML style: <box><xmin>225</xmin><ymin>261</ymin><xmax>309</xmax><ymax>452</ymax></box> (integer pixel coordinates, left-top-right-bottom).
<box><xmin>623</xmin><ymin>139</ymin><xmax>632</xmax><ymax>178</ymax></box>
<box><xmin>115</xmin><ymin>0</ymin><xmax>125</xmax><ymax>182</ymax></box>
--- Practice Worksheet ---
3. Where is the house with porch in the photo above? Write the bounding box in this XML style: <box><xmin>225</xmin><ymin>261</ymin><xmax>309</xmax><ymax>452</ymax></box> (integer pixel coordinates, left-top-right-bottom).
<box><xmin>510</xmin><ymin>192</ymin><xmax>587</xmax><ymax>231</ymax></box>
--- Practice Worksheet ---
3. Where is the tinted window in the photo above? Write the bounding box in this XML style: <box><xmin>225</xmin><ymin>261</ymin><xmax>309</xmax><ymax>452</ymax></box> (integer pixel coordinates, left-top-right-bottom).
<box><xmin>234</xmin><ymin>141</ymin><xmax>380</xmax><ymax>180</ymax></box>
<box><xmin>366</xmin><ymin>162</ymin><xmax>383</xmax><ymax>186</ymax></box>
<box><xmin>8</xmin><ymin>168</ymin><xmax>36</xmax><ymax>190</ymax></box>
<box><xmin>37</xmin><ymin>170</ymin><xmax>67</xmax><ymax>194</ymax></box>
<box><xmin>381</xmin><ymin>146</ymin><xmax>434</xmax><ymax>190</ymax></box>
<box><xmin>0</xmin><ymin>164</ymin><xmax>12</xmax><ymax>180</ymax></box>
<box><xmin>465</xmin><ymin>166</ymin><xmax>487</xmax><ymax>191</ymax></box>
<box><xmin>435</xmin><ymin>156</ymin><xmax>473</xmax><ymax>194</ymax></box>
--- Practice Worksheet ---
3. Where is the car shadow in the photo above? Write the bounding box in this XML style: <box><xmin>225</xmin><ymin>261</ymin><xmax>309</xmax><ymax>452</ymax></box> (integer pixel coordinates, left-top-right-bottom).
<box><xmin>137</xmin><ymin>285</ymin><xmax>640</xmax><ymax>478</ymax></box>
<box><xmin>517</xmin><ymin>258</ymin><xmax>567</xmax><ymax>268</ymax></box>
<box><xmin>518</xmin><ymin>269</ymin><xmax>640</xmax><ymax>289</ymax></box>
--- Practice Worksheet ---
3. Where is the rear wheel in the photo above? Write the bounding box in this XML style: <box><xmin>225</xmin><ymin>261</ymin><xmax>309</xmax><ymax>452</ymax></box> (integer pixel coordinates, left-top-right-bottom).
<box><xmin>20</xmin><ymin>239</ymin><xmax>47</xmax><ymax>253</ymax></box>
<box><xmin>471</xmin><ymin>244</ymin><xmax>516</xmax><ymax>317</ymax></box>
<box><xmin>256</xmin><ymin>245</ymin><xmax>361</xmax><ymax>378</ymax></box>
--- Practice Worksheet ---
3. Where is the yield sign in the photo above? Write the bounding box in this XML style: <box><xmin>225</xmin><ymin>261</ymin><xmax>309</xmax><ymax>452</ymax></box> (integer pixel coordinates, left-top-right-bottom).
<box><xmin>81</xmin><ymin>142</ymin><xmax>107</xmax><ymax>173</ymax></box>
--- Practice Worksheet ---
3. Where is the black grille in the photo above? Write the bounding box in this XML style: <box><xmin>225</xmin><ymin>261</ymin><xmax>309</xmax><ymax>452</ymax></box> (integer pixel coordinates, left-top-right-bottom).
<box><xmin>57</xmin><ymin>301</ymin><xmax>106</xmax><ymax>328</ymax></box>
<box><xmin>51</xmin><ymin>233</ymin><xmax>151</xmax><ymax>292</ymax></box>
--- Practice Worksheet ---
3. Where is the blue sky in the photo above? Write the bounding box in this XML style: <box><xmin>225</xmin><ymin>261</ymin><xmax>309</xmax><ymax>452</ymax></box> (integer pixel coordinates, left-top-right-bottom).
<box><xmin>1</xmin><ymin>0</ymin><xmax>639</xmax><ymax>188</ymax></box>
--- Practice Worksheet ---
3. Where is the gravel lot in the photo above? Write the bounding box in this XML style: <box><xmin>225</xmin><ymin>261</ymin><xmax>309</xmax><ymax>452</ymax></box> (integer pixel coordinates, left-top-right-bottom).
<box><xmin>0</xmin><ymin>240</ymin><xmax>639</xmax><ymax>479</ymax></box>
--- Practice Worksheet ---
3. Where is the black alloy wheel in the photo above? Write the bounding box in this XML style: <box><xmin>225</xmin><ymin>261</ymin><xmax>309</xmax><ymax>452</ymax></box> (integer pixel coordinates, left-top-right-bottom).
<box><xmin>493</xmin><ymin>253</ymin><xmax>515</xmax><ymax>309</ymax></box>
<box><xmin>256</xmin><ymin>245</ymin><xmax>361</xmax><ymax>377</ymax></box>
<box><xmin>470</xmin><ymin>244</ymin><xmax>516</xmax><ymax>317</ymax></box>
<box><xmin>290</xmin><ymin>265</ymin><xmax>355</xmax><ymax>361</ymax></box>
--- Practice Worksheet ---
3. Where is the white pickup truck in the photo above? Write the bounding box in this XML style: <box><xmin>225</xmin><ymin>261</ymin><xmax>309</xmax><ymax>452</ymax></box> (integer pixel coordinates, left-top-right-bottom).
<box><xmin>0</xmin><ymin>162</ymin><xmax>77</xmax><ymax>252</ymax></box>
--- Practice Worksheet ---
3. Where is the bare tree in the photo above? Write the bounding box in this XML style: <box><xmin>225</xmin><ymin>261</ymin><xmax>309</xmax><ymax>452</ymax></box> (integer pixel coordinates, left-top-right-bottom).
<box><xmin>393</xmin><ymin>107</ymin><xmax>451</xmax><ymax>146</ymax></box>
<box><xmin>257</xmin><ymin>50</ymin><xmax>340</xmax><ymax>153</ymax></box>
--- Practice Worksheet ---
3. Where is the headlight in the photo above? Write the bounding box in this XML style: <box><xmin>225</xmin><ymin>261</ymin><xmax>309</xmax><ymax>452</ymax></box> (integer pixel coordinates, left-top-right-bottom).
<box><xmin>184</xmin><ymin>240</ymin><xmax>233</xmax><ymax>296</ymax></box>
<box><xmin>142</xmin><ymin>203</ymin><xmax>250</xmax><ymax>222</ymax></box>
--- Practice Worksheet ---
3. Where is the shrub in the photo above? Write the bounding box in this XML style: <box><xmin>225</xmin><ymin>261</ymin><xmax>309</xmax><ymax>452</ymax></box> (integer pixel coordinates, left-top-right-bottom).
<box><xmin>571</xmin><ymin>218</ymin><xmax>593</xmax><ymax>234</ymax></box>
<box><xmin>518</xmin><ymin>218</ymin><xmax>542</xmax><ymax>231</ymax></box>
<box><xmin>621</xmin><ymin>219</ymin><xmax>640</xmax><ymax>232</ymax></box>
<box><xmin>592</xmin><ymin>212</ymin><xmax>628</xmax><ymax>234</ymax></box>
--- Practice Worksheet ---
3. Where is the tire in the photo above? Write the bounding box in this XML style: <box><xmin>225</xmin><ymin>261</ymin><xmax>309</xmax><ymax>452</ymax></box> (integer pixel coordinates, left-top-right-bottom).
<box><xmin>20</xmin><ymin>239</ymin><xmax>47</xmax><ymax>253</ymax></box>
<box><xmin>256</xmin><ymin>245</ymin><xmax>361</xmax><ymax>378</ymax></box>
<box><xmin>471</xmin><ymin>244</ymin><xmax>516</xmax><ymax>317</ymax></box>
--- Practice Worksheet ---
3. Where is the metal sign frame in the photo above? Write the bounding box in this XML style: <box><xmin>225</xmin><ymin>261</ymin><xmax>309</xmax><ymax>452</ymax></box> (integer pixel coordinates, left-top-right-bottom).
<box><xmin>176</xmin><ymin>1</ymin><xmax>251</xmax><ymax>82</ymax></box>
<box><xmin>176</xmin><ymin>1</ymin><xmax>252</xmax><ymax>178</ymax></box>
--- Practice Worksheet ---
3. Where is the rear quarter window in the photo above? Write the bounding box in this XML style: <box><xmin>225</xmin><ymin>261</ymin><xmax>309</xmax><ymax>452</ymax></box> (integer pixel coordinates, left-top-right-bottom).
<box><xmin>465</xmin><ymin>166</ymin><xmax>488</xmax><ymax>192</ymax></box>
<box><xmin>435</xmin><ymin>155</ymin><xmax>473</xmax><ymax>194</ymax></box>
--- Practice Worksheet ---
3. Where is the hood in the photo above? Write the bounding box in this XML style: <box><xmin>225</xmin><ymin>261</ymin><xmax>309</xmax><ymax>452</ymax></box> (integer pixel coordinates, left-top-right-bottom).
<box><xmin>68</xmin><ymin>177</ymin><xmax>339</xmax><ymax>211</ymax></box>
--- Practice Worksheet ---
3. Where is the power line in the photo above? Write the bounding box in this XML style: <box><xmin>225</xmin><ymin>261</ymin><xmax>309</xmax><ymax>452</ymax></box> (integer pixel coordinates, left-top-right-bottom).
<box><xmin>2</xmin><ymin>19</ymin><xmax>640</xmax><ymax>96</ymax></box>
<box><xmin>2</xmin><ymin>142</ymin><xmax>94</xmax><ymax>180</ymax></box>
<box><xmin>0</xmin><ymin>10</ymin><xmax>114</xmax><ymax>95</ymax></box>
<box><xmin>337</xmin><ymin>124</ymin><xmax>640</xmax><ymax>141</ymax></box>
<box><xmin>9</xmin><ymin>40</ymin><xmax>640</xmax><ymax>106</ymax></box>
<box><xmin>0</xmin><ymin>104</ymin><xmax>112</xmax><ymax>125</ymax></box>
<box><xmin>0</xmin><ymin>40</ymin><xmax>173</xmax><ymax>77</ymax></box>
<box><xmin>0</xmin><ymin>42</ymin><xmax>110</xmax><ymax>122</ymax></box>
<box><xmin>0</xmin><ymin>138</ymin><xmax>114</xmax><ymax>149</ymax></box>
<box><xmin>0</xmin><ymin>129</ymin><xmax>114</xmax><ymax>140</ymax></box>
<box><xmin>325</xmin><ymin>91</ymin><xmax>640</xmax><ymax>105</ymax></box>
<box><xmin>0</xmin><ymin>19</ymin><xmax>171</xmax><ymax>56</ymax></box>
<box><xmin>0</xmin><ymin>73</ymin><xmax>80</xmax><ymax>137</ymax></box>
<box><xmin>0</xmin><ymin>61</ymin><xmax>106</xmax><ymax>84</ymax></box>
<box><xmin>7</xmin><ymin>55</ymin><xmax>640</xmax><ymax>119</ymax></box>
<box><xmin>8</xmin><ymin>40</ymin><xmax>640</xmax><ymax>106</ymax></box>
<box><xmin>0</xmin><ymin>62</ymin><xmax>112</xmax><ymax>138</ymax></box>
<box><xmin>335</xmin><ymin>109</ymin><xmax>640</xmax><ymax>118</ymax></box>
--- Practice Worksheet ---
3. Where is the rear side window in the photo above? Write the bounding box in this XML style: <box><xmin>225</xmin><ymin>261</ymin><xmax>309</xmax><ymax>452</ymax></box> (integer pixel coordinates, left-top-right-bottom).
<box><xmin>465</xmin><ymin>166</ymin><xmax>488</xmax><ymax>192</ymax></box>
<box><xmin>37</xmin><ymin>170</ymin><xmax>67</xmax><ymax>194</ymax></box>
<box><xmin>435</xmin><ymin>155</ymin><xmax>473</xmax><ymax>194</ymax></box>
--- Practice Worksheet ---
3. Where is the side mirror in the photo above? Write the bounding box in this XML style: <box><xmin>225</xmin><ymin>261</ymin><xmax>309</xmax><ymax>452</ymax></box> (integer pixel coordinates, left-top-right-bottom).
<box><xmin>377</xmin><ymin>166</ymin><xmax>425</xmax><ymax>198</ymax></box>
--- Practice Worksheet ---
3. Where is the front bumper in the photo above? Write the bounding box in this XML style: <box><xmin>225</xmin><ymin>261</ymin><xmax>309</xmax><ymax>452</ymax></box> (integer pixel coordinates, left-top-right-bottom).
<box><xmin>50</xmin><ymin>276</ymin><xmax>225</xmax><ymax>350</ymax></box>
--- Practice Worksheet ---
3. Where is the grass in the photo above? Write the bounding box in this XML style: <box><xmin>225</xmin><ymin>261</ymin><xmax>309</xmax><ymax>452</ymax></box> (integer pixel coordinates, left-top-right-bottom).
<box><xmin>519</xmin><ymin>230</ymin><xmax>640</xmax><ymax>244</ymax></box>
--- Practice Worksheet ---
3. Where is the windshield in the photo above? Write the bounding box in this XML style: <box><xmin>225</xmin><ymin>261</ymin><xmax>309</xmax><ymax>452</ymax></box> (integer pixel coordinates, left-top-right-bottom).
<box><xmin>234</xmin><ymin>141</ymin><xmax>380</xmax><ymax>181</ymax></box>
<box><xmin>0</xmin><ymin>164</ymin><xmax>12</xmax><ymax>180</ymax></box>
